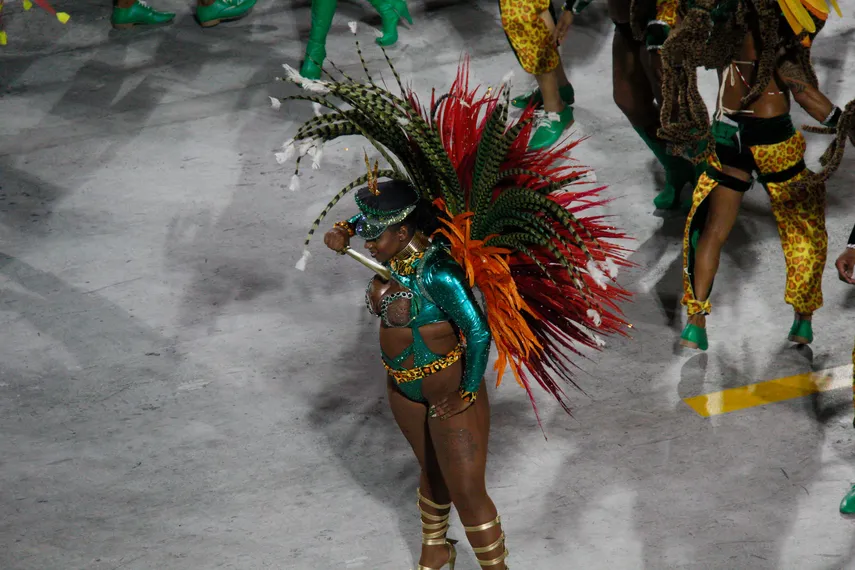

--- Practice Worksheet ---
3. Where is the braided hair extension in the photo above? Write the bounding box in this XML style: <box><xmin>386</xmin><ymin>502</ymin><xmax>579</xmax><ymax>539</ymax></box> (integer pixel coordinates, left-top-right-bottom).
<box><xmin>659</xmin><ymin>0</ymin><xmax>775</xmax><ymax>158</ymax></box>
<box><xmin>658</xmin><ymin>0</ymin><xmax>732</xmax><ymax>159</ymax></box>
<box><xmin>795</xmin><ymin>97</ymin><xmax>855</xmax><ymax>186</ymax></box>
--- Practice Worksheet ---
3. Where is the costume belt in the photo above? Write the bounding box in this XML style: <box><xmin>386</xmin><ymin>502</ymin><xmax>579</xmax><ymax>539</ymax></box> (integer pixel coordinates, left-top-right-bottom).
<box><xmin>384</xmin><ymin>344</ymin><xmax>464</xmax><ymax>384</ymax></box>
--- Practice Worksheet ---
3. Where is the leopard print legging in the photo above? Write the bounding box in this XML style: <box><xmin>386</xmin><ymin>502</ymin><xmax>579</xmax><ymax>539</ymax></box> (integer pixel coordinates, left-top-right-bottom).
<box><xmin>683</xmin><ymin>131</ymin><xmax>828</xmax><ymax>316</ymax></box>
<box><xmin>499</xmin><ymin>0</ymin><xmax>560</xmax><ymax>75</ymax></box>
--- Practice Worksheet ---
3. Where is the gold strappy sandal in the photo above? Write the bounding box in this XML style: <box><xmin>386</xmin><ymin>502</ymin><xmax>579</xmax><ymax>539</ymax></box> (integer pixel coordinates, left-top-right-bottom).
<box><xmin>417</xmin><ymin>488</ymin><xmax>457</xmax><ymax>570</ymax></box>
<box><xmin>464</xmin><ymin>515</ymin><xmax>509</xmax><ymax>568</ymax></box>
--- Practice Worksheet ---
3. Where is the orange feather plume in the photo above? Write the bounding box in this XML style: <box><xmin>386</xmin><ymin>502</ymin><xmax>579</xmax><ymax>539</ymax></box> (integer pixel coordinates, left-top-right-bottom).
<box><xmin>435</xmin><ymin>211</ymin><xmax>544</xmax><ymax>388</ymax></box>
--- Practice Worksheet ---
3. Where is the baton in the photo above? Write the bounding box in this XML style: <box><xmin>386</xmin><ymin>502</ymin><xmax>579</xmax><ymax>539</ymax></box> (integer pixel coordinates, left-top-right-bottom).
<box><xmin>343</xmin><ymin>247</ymin><xmax>391</xmax><ymax>280</ymax></box>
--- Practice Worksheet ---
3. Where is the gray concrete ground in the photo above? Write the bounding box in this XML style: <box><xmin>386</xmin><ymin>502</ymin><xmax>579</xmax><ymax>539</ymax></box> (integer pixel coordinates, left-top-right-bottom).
<box><xmin>1</xmin><ymin>1</ymin><xmax>855</xmax><ymax>569</ymax></box>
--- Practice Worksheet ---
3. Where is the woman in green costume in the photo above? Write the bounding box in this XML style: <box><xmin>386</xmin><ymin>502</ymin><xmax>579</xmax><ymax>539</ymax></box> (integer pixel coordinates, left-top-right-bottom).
<box><xmin>299</xmin><ymin>0</ymin><xmax>412</xmax><ymax>80</ymax></box>
<box><xmin>276</xmin><ymin>45</ymin><xmax>631</xmax><ymax>566</ymax></box>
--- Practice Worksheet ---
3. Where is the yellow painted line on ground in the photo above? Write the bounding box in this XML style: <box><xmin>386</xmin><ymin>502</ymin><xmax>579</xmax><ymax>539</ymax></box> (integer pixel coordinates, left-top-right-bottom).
<box><xmin>683</xmin><ymin>364</ymin><xmax>853</xmax><ymax>417</ymax></box>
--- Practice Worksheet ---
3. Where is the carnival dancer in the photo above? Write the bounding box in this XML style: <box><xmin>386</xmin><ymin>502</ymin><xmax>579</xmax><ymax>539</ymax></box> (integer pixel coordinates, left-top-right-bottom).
<box><xmin>507</xmin><ymin>0</ymin><xmax>697</xmax><ymax>204</ymax></box>
<box><xmin>837</xmin><ymin>221</ymin><xmax>855</xmax><ymax>515</ymax></box>
<box><xmin>299</xmin><ymin>0</ymin><xmax>412</xmax><ymax>80</ymax></box>
<box><xmin>657</xmin><ymin>0</ymin><xmax>850</xmax><ymax>351</ymax></box>
<box><xmin>500</xmin><ymin>0</ymin><xmax>591</xmax><ymax>149</ymax></box>
<box><xmin>0</xmin><ymin>0</ymin><xmax>69</xmax><ymax>45</ymax></box>
<box><xmin>610</xmin><ymin>0</ymin><xmax>700</xmax><ymax>210</ymax></box>
<box><xmin>274</xmin><ymin>46</ymin><xmax>631</xmax><ymax>568</ymax></box>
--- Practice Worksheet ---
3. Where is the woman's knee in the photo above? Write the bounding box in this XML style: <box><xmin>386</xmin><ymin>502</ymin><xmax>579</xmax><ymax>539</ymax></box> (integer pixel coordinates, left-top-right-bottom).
<box><xmin>449</xmin><ymin>488</ymin><xmax>491</xmax><ymax>518</ymax></box>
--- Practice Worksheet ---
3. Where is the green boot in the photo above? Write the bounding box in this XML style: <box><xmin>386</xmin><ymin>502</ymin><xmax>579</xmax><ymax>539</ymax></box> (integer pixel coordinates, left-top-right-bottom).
<box><xmin>529</xmin><ymin>105</ymin><xmax>575</xmax><ymax>150</ymax></box>
<box><xmin>365</xmin><ymin>0</ymin><xmax>412</xmax><ymax>47</ymax></box>
<box><xmin>633</xmin><ymin>126</ymin><xmax>696</xmax><ymax>210</ymax></box>
<box><xmin>300</xmin><ymin>0</ymin><xmax>337</xmax><ymax>80</ymax></box>
<box><xmin>788</xmin><ymin>318</ymin><xmax>813</xmax><ymax>344</ymax></box>
<box><xmin>196</xmin><ymin>0</ymin><xmax>257</xmax><ymax>28</ymax></box>
<box><xmin>111</xmin><ymin>0</ymin><xmax>175</xmax><ymax>29</ymax></box>
<box><xmin>842</xmin><ymin>485</ymin><xmax>855</xmax><ymax>514</ymax></box>
<box><xmin>512</xmin><ymin>83</ymin><xmax>575</xmax><ymax>109</ymax></box>
<box><xmin>680</xmin><ymin>322</ymin><xmax>708</xmax><ymax>351</ymax></box>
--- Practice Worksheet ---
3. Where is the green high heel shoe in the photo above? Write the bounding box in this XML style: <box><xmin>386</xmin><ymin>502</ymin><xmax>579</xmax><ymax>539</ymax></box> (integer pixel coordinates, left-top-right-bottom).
<box><xmin>840</xmin><ymin>484</ymin><xmax>855</xmax><ymax>514</ymax></box>
<box><xmin>511</xmin><ymin>84</ymin><xmax>575</xmax><ymax>109</ymax></box>
<box><xmin>788</xmin><ymin>318</ymin><xmax>813</xmax><ymax>344</ymax></box>
<box><xmin>366</xmin><ymin>0</ymin><xmax>412</xmax><ymax>47</ymax></box>
<box><xmin>680</xmin><ymin>323</ymin><xmax>708</xmax><ymax>351</ymax></box>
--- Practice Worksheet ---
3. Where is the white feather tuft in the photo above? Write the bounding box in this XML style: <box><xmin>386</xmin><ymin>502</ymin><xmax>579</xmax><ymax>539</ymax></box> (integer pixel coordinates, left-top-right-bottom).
<box><xmin>269</xmin><ymin>96</ymin><xmax>281</xmax><ymax>110</ymax></box>
<box><xmin>591</xmin><ymin>333</ymin><xmax>606</xmax><ymax>347</ymax></box>
<box><xmin>587</xmin><ymin>259</ymin><xmax>608</xmax><ymax>289</ymax></box>
<box><xmin>298</xmin><ymin>139</ymin><xmax>314</xmax><ymax>156</ymax></box>
<box><xmin>311</xmin><ymin>146</ymin><xmax>324</xmax><ymax>170</ymax></box>
<box><xmin>302</xmin><ymin>79</ymin><xmax>330</xmax><ymax>94</ymax></box>
<box><xmin>280</xmin><ymin>139</ymin><xmax>296</xmax><ymax>161</ymax></box>
<box><xmin>396</xmin><ymin>116</ymin><xmax>410</xmax><ymax>127</ymax></box>
<box><xmin>312</xmin><ymin>102</ymin><xmax>323</xmax><ymax>117</ymax></box>
<box><xmin>586</xmin><ymin>308</ymin><xmax>602</xmax><ymax>327</ymax></box>
<box><xmin>348</xmin><ymin>21</ymin><xmax>358</xmax><ymax>34</ymax></box>
<box><xmin>604</xmin><ymin>257</ymin><xmax>619</xmax><ymax>279</ymax></box>
<box><xmin>501</xmin><ymin>71</ymin><xmax>514</xmax><ymax>85</ymax></box>
<box><xmin>282</xmin><ymin>63</ymin><xmax>330</xmax><ymax>93</ymax></box>
<box><xmin>282</xmin><ymin>64</ymin><xmax>304</xmax><ymax>84</ymax></box>
<box><xmin>295</xmin><ymin>249</ymin><xmax>311</xmax><ymax>271</ymax></box>
<box><xmin>274</xmin><ymin>152</ymin><xmax>289</xmax><ymax>165</ymax></box>
<box><xmin>290</xmin><ymin>174</ymin><xmax>301</xmax><ymax>192</ymax></box>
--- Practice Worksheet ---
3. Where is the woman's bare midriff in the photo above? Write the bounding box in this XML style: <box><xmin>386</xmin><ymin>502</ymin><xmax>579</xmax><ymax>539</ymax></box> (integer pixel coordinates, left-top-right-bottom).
<box><xmin>368</xmin><ymin>277</ymin><xmax>465</xmax><ymax>401</ymax></box>
<box><xmin>721</xmin><ymin>30</ymin><xmax>789</xmax><ymax>117</ymax></box>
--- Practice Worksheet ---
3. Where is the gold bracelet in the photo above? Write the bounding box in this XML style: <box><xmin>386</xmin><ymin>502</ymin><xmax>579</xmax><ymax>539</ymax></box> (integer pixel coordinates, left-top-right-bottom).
<box><xmin>333</xmin><ymin>220</ymin><xmax>355</xmax><ymax>237</ymax></box>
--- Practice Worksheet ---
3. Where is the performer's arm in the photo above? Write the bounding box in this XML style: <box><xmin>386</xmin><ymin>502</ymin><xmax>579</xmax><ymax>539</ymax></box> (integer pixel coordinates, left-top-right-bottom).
<box><xmin>422</xmin><ymin>256</ymin><xmax>491</xmax><ymax>403</ymax></box>
<box><xmin>835</xmin><ymin>222</ymin><xmax>855</xmax><ymax>285</ymax></box>
<box><xmin>777</xmin><ymin>58</ymin><xmax>842</xmax><ymax>126</ymax></box>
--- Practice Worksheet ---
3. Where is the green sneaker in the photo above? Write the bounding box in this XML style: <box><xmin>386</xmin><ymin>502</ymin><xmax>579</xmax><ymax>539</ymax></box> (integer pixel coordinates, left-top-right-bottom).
<box><xmin>680</xmin><ymin>322</ymin><xmax>708</xmax><ymax>351</ymax></box>
<box><xmin>196</xmin><ymin>0</ymin><xmax>257</xmax><ymax>28</ymax></box>
<box><xmin>512</xmin><ymin>84</ymin><xmax>575</xmax><ymax>109</ymax></box>
<box><xmin>788</xmin><ymin>318</ymin><xmax>813</xmax><ymax>344</ymax></box>
<box><xmin>111</xmin><ymin>0</ymin><xmax>175</xmax><ymax>29</ymax></box>
<box><xmin>529</xmin><ymin>105</ymin><xmax>575</xmax><ymax>150</ymax></box>
<box><xmin>840</xmin><ymin>485</ymin><xmax>855</xmax><ymax>514</ymax></box>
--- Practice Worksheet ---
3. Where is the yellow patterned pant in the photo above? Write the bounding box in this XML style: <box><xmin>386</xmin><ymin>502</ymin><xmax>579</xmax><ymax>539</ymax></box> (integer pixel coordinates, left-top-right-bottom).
<box><xmin>683</xmin><ymin>128</ymin><xmax>827</xmax><ymax>316</ymax></box>
<box><xmin>499</xmin><ymin>0</ymin><xmax>560</xmax><ymax>75</ymax></box>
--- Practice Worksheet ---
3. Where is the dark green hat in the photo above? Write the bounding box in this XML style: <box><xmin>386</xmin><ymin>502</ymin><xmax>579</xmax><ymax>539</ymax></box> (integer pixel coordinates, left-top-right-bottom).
<box><xmin>353</xmin><ymin>180</ymin><xmax>419</xmax><ymax>240</ymax></box>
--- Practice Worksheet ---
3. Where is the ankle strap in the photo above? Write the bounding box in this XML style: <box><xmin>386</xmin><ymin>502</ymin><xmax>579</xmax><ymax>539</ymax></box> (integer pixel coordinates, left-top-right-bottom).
<box><xmin>477</xmin><ymin>548</ymin><xmax>509</xmax><ymax>567</ymax></box>
<box><xmin>465</xmin><ymin>516</ymin><xmax>508</xmax><ymax>567</ymax></box>
<box><xmin>472</xmin><ymin>532</ymin><xmax>505</xmax><ymax>554</ymax></box>
<box><xmin>419</xmin><ymin>503</ymin><xmax>450</xmax><ymax>522</ymax></box>
<box><xmin>417</xmin><ymin>488</ymin><xmax>451</xmax><ymax>510</ymax></box>
<box><xmin>463</xmin><ymin>515</ymin><xmax>501</xmax><ymax>533</ymax></box>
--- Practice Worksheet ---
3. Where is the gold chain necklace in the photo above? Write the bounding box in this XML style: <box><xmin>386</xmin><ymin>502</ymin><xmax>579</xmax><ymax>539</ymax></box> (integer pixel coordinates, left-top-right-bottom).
<box><xmin>389</xmin><ymin>232</ymin><xmax>429</xmax><ymax>275</ymax></box>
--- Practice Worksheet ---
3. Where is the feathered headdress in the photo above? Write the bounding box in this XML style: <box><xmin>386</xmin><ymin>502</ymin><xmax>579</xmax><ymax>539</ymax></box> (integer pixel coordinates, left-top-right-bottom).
<box><xmin>273</xmin><ymin>36</ymin><xmax>633</xmax><ymax>423</ymax></box>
